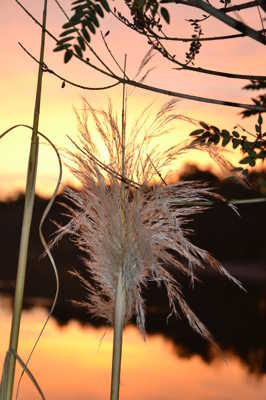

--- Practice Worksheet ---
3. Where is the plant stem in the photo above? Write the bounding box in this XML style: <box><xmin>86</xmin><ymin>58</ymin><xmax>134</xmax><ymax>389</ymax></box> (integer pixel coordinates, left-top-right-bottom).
<box><xmin>5</xmin><ymin>1</ymin><xmax>47</xmax><ymax>399</ymax></box>
<box><xmin>110</xmin><ymin>55</ymin><xmax>128</xmax><ymax>400</ymax></box>
<box><xmin>120</xmin><ymin>55</ymin><xmax>127</xmax><ymax>207</ymax></box>
<box><xmin>110</xmin><ymin>269</ymin><xmax>127</xmax><ymax>400</ymax></box>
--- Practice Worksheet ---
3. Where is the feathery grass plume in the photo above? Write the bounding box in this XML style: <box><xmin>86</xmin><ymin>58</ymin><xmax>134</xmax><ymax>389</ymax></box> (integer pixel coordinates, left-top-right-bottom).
<box><xmin>55</xmin><ymin>98</ymin><xmax>243</xmax><ymax>340</ymax></box>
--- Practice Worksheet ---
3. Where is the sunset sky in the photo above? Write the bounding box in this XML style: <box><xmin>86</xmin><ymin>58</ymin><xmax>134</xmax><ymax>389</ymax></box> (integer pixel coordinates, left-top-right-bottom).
<box><xmin>0</xmin><ymin>0</ymin><xmax>265</xmax><ymax>198</ymax></box>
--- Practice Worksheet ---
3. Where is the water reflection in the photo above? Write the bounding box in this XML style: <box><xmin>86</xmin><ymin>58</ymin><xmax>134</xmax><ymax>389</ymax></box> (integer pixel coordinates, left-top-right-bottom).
<box><xmin>1</xmin><ymin>298</ymin><xmax>266</xmax><ymax>400</ymax></box>
<box><xmin>1</xmin><ymin>266</ymin><xmax>266</xmax><ymax>399</ymax></box>
<box><xmin>144</xmin><ymin>280</ymin><xmax>266</xmax><ymax>377</ymax></box>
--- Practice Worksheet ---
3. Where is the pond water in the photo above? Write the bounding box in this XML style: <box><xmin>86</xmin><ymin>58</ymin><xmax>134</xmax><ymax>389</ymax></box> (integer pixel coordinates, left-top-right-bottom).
<box><xmin>1</xmin><ymin>294</ymin><xmax>266</xmax><ymax>400</ymax></box>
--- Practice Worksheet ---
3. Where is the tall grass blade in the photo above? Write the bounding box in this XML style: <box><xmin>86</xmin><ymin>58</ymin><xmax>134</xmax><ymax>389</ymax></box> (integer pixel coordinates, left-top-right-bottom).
<box><xmin>0</xmin><ymin>125</ymin><xmax>62</xmax><ymax>399</ymax></box>
<box><xmin>1</xmin><ymin>350</ymin><xmax>45</xmax><ymax>400</ymax></box>
<box><xmin>5</xmin><ymin>1</ymin><xmax>47</xmax><ymax>398</ymax></box>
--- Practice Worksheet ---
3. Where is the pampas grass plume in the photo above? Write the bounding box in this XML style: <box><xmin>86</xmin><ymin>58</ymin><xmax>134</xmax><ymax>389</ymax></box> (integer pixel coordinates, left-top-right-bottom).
<box><xmin>55</xmin><ymin>98</ymin><xmax>242</xmax><ymax>342</ymax></box>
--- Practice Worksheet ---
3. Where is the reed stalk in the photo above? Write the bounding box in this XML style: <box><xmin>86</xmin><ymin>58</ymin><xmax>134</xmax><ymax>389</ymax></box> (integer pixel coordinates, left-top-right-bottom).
<box><xmin>5</xmin><ymin>1</ymin><xmax>47</xmax><ymax>398</ymax></box>
<box><xmin>110</xmin><ymin>55</ymin><xmax>127</xmax><ymax>400</ymax></box>
<box><xmin>110</xmin><ymin>269</ymin><xmax>127</xmax><ymax>400</ymax></box>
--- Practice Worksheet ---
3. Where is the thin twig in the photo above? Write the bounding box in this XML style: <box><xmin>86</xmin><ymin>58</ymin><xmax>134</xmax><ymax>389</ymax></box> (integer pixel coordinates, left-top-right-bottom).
<box><xmin>112</xmin><ymin>11</ymin><xmax>266</xmax><ymax>81</ymax></box>
<box><xmin>100</xmin><ymin>31</ymin><xmax>130</xmax><ymax>80</ymax></box>
<box><xmin>220</xmin><ymin>1</ymin><xmax>259</xmax><ymax>13</ymax></box>
<box><xmin>150</xmin><ymin>32</ymin><xmax>266</xmax><ymax>80</ymax></box>
<box><xmin>146</xmin><ymin>154</ymin><xmax>167</xmax><ymax>185</ymax></box>
<box><xmin>188</xmin><ymin>0</ymin><xmax>266</xmax><ymax>45</ymax></box>
<box><xmin>147</xmin><ymin>29</ymin><xmax>266</xmax><ymax>42</ymax></box>
<box><xmin>16</xmin><ymin>0</ymin><xmax>57</xmax><ymax>41</ymax></box>
<box><xmin>18</xmin><ymin>38</ymin><xmax>266</xmax><ymax>111</ymax></box>
<box><xmin>19</xmin><ymin>42</ymin><xmax>120</xmax><ymax>91</ymax></box>
<box><xmin>124</xmin><ymin>78</ymin><xmax>266</xmax><ymax>111</ymax></box>
<box><xmin>173</xmin><ymin>0</ymin><xmax>260</xmax><ymax>13</ymax></box>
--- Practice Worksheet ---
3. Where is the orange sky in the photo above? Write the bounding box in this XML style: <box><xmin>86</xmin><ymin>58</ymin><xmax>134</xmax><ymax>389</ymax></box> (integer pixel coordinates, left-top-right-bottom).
<box><xmin>0</xmin><ymin>0</ymin><xmax>265</xmax><ymax>198</ymax></box>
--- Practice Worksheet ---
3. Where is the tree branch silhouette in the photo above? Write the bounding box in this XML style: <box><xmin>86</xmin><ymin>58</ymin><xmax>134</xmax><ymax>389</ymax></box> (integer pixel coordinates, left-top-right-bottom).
<box><xmin>15</xmin><ymin>0</ymin><xmax>266</xmax><ymax>112</ymax></box>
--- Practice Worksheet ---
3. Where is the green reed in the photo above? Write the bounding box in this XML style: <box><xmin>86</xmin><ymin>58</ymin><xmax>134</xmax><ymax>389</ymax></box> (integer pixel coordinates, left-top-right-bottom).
<box><xmin>3</xmin><ymin>1</ymin><xmax>47</xmax><ymax>399</ymax></box>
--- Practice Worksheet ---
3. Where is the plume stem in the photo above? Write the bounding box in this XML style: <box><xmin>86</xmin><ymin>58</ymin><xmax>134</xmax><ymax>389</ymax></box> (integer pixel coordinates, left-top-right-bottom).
<box><xmin>121</xmin><ymin>55</ymin><xmax>127</xmax><ymax>205</ymax></box>
<box><xmin>110</xmin><ymin>55</ymin><xmax>128</xmax><ymax>400</ymax></box>
<box><xmin>110</xmin><ymin>269</ymin><xmax>127</xmax><ymax>400</ymax></box>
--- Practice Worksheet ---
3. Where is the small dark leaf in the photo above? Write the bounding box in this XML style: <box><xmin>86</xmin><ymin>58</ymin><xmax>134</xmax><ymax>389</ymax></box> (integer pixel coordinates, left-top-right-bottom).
<box><xmin>239</xmin><ymin>156</ymin><xmax>251</xmax><ymax>164</ymax></box>
<box><xmin>232</xmin><ymin>131</ymin><xmax>239</xmax><ymax>138</ymax></box>
<box><xmin>257</xmin><ymin>150</ymin><xmax>266</xmax><ymax>159</ymax></box>
<box><xmin>85</xmin><ymin>19</ymin><xmax>96</xmax><ymax>33</ymax></box>
<box><xmin>61</xmin><ymin>81</ymin><xmax>66</xmax><ymax>88</ymax></box>
<box><xmin>190</xmin><ymin>138</ymin><xmax>202</xmax><ymax>146</ymax></box>
<box><xmin>249</xmin><ymin>159</ymin><xmax>256</xmax><ymax>167</ymax></box>
<box><xmin>247</xmin><ymin>148</ymin><xmax>257</xmax><ymax>158</ymax></box>
<box><xmin>89</xmin><ymin>11</ymin><xmax>100</xmax><ymax>27</ymax></box>
<box><xmin>232</xmin><ymin>167</ymin><xmax>243</xmax><ymax>173</ymax></box>
<box><xmin>54</xmin><ymin>43</ymin><xmax>71</xmax><ymax>52</ymax></box>
<box><xmin>57</xmin><ymin>36</ymin><xmax>75</xmax><ymax>45</ymax></box>
<box><xmin>60</xmin><ymin>28</ymin><xmax>77</xmax><ymax>37</ymax></box>
<box><xmin>232</xmin><ymin>138</ymin><xmax>240</xmax><ymax>149</ymax></box>
<box><xmin>77</xmin><ymin>36</ymin><xmax>86</xmax><ymax>50</ymax></box>
<box><xmin>222</xmin><ymin>135</ymin><xmax>231</xmax><ymax>146</ymax></box>
<box><xmin>71</xmin><ymin>3</ymin><xmax>89</xmax><ymax>12</ymax></box>
<box><xmin>82</xmin><ymin>26</ymin><xmax>90</xmax><ymax>42</ymax></box>
<box><xmin>72</xmin><ymin>0</ymin><xmax>86</xmax><ymax>4</ymax></box>
<box><xmin>242</xmin><ymin>141</ymin><xmax>252</xmax><ymax>152</ymax></box>
<box><xmin>99</xmin><ymin>0</ymin><xmax>110</xmax><ymax>12</ymax></box>
<box><xmin>62</xmin><ymin>21</ymin><xmax>76</xmax><ymax>29</ymax></box>
<box><xmin>207</xmin><ymin>136</ymin><xmax>214</xmax><ymax>145</ymax></box>
<box><xmin>74</xmin><ymin>44</ymin><xmax>83</xmax><ymax>58</ymax></box>
<box><xmin>95</xmin><ymin>4</ymin><xmax>104</xmax><ymax>17</ymax></box>
<box><xmin>69</xmin><ymin>12</ymin><xmax>82</xmax><ymax>25</ymax></box>
<box><xmin>210</xmin><ymin>125</ymin><xmax>220</xmax><ymax>134</ymax></box>
<box><xmin>105</xmin><ymin>30</ymin><xmax>110</xmax><ymax>37</ymax></box>
<box><xmin>258</xmin><ymin>113</ymin><xmax>263</xmax><ymax>125</ymax></box>
<box><xmin>160</xmin><ymin>7</ymin><xmax>170</xmax><ymax>24</ymax></box>
<box><xmin>189</xmin><ymin>128</ymin><xmax>204</xmax><ymax>136</ymax></box>
<box><xmin>201</xmin><ymin>131</ymin><xmax>211</xmax><ymax>139</ymax></box>
<box><xmin>199</xmin><ymin>121</ymin><xmax>209</xmax><ymax>129</ymax></box>
<box><xmin>213</xmin><ymin>133</ymin><xmax>220</xmax><ymax>144</ymax></box>
<box><xmin>151</xmin><ymin>2</ymin><xmax>159</xmax><ymax>17</ymax></box>
<box><xmin>64</xmin><ymin>49</ymin><xmax>73</xmax><ymax>63</ymax></box>
<box><xmin>255</xmin><ymin>124</ymin><xmax>261</xmax><ymax>133</ymax></box>
<box><xmin>221</xmin><ymin>129</ymin><xmax>230</xmax><ymax>137</ymax></box>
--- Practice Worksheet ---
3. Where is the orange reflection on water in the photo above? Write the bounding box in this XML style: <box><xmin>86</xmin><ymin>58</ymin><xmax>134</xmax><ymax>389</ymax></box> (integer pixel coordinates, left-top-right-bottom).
<box><xmin>0</xmin><ymin>304</ymin><xmax>266</xmax><ymax>400</ymax></box>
